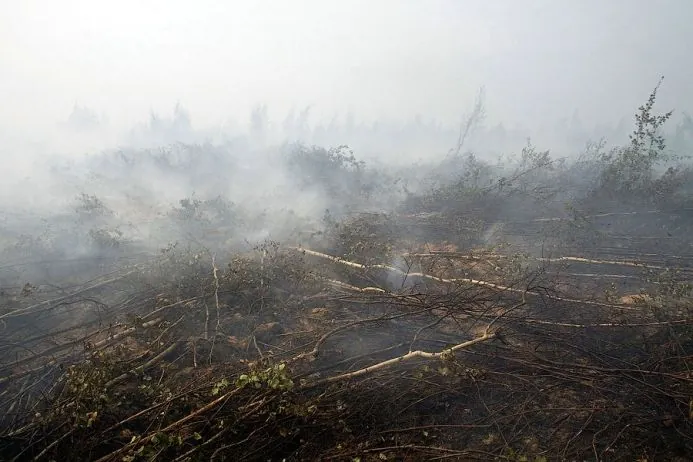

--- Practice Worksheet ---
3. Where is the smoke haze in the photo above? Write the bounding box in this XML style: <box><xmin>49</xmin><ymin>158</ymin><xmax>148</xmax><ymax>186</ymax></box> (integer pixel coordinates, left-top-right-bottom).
<box><xmin>2</xmin><ymin>0</ymin><xmax>691</xmax><ymax>135</ymax></box>
<box><xmin>1</xmin><ymin>0</ymin><xmax>692</xmax><ymax>254</ymax></box>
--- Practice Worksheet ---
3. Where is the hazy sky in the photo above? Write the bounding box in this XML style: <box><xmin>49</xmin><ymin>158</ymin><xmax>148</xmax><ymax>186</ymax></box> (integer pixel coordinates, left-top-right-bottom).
<box><xmin>1</xmin><ymin>0</ymin><xmax>691</xmax><ymax>134</ymax></box>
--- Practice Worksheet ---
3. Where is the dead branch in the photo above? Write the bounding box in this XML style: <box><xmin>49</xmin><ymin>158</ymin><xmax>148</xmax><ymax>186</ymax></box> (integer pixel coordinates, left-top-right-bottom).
<box><xmin>0</xmin><ymin>270</ymin><xmax>137</xmax><ymax>321</ymax></box>
<box><xmin>93</xmin><ymin>386</ymin><xmax>246</xmax><ymax>462</ymax></box>
<box><xmin>295</xmin><ymin>246</ymin><xmax>644</xmax><ymax>311</ymax></box>
<box><xmin>303</xmin><ymin>330</ymin><xmax>496</xmax><ymax>389</ymax></box>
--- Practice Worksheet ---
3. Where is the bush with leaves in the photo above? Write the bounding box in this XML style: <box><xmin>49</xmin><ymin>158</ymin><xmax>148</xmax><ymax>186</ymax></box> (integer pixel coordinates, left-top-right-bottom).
<box><xmin>593</xmin><ymin>77</ymin><xmax>685</xmax><ymax>203</ymax></box>
<box><xmin>285</xmin><ymin>144</ymin><xmax>379</xmax><ymax>211</ymax></box>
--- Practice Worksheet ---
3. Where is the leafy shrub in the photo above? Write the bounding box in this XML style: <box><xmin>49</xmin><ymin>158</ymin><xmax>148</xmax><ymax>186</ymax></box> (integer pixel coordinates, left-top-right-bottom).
<box><xmin>595</xmin><ymin>77</ymin><xmax>678</xmax><ymax>201</ymax></box>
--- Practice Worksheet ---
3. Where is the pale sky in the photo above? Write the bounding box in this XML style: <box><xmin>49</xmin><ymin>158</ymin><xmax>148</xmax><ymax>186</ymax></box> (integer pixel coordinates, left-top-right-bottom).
<box><xmin>1</xmin><ymin>0</ymin><xmax>691</xmax><ymax>134</ymax></box>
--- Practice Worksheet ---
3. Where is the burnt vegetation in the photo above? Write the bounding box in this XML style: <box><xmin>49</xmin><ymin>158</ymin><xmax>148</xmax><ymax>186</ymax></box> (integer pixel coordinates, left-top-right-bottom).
<box><xmin>1</xmin><ymin>82</ymin><xmax>693</xmax><ymax>461</ymax></box>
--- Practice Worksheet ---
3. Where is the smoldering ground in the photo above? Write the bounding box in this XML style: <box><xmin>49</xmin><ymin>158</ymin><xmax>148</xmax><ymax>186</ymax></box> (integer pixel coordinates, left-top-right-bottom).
<box><xmin>2</xmin><ymin>1</ymin><xmax>693</xmax><ymax>459</ymax></box>
<box><xmin>2</xmin><ymin>82</ymin><xmax>693</xmax><ymax>459</ymax></box>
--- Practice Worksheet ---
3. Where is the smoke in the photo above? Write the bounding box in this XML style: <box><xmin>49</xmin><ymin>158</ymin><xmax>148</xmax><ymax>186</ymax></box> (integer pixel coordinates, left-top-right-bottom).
<box><xmin>0</xmin><ymin>0</ymin><xmax>692</xmax><ymax>280</ymax></box>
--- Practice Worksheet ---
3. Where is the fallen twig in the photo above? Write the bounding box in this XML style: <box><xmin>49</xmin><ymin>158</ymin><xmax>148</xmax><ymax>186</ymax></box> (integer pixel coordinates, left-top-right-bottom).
<box><xmin>302</xmin><ymin>331</ymin><xmax>496</xmax><ymax>388</ymax></box>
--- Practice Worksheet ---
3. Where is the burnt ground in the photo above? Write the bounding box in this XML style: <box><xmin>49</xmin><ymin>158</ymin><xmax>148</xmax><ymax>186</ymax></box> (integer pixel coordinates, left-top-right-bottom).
<box><xmin>0</xmin><ymin>186</ymin><xmax>692</xmax><ymax>462</ymax></box>
<box><xmin>2</xmin><ymin>103</ymin><xmax>693</xmax><ymax>461</ymax></box>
